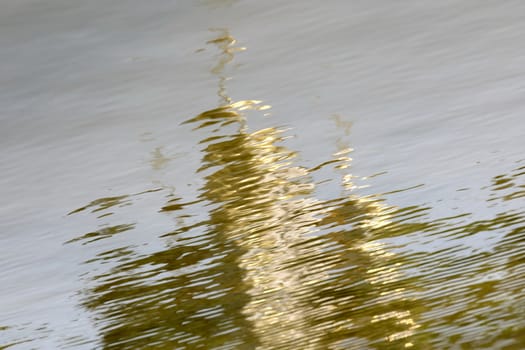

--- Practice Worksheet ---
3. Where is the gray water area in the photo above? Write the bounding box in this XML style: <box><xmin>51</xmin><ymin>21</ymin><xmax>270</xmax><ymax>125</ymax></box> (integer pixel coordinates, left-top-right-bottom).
<box><xmin>1</xmin><ymin>1</ymin><xmax>524</xmax><ymax>349</ymax></box>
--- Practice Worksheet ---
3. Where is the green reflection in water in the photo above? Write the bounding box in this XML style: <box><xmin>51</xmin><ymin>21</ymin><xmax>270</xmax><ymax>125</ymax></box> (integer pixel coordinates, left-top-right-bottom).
<box><xmin>66</xmin><ymin>31</ymin><xmax>525</xmax><ymax>349</ymax></box>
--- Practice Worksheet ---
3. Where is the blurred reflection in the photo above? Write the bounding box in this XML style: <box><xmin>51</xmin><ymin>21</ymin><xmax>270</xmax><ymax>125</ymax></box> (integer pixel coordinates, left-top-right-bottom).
<box><xmin>412</xmin><ymin>162</ymin><xmax>525</xmax><ymax>349</ymax></box>
<box><xmin>200</xmin><ymin>0</ymin><xmax>239</xmax><ymax>9</ymax></box>
<box><xmin>66</xmin><ymin>31</ymin><xmax>525</xmax><ymax>349</ymax></box>
<box><xmin>0</xmin><ymin>322</ymin><xmax>52</xmax><ymax>350</ymax></box>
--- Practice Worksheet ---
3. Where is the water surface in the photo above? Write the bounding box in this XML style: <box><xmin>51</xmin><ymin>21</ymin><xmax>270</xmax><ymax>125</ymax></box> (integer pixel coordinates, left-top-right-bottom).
<box><xmin>1</xmin><ymin>1</ymin><xmax>525</xmax><ymax>349</ymax></box>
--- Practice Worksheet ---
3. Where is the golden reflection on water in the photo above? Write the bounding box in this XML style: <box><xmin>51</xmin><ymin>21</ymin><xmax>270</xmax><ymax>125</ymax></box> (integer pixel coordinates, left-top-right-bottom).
<box><xmin>65</xmin><ymin>31</ymin><xmax>525</xmax><ymax>349</ymax></box>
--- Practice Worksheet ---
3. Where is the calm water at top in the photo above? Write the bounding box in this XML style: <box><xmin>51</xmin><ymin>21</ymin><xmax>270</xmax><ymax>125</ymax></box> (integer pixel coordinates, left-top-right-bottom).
<box><xmin>1</xmin><ymin>1</ymin><xmax>524</xmax><ymax>349</ymax></box>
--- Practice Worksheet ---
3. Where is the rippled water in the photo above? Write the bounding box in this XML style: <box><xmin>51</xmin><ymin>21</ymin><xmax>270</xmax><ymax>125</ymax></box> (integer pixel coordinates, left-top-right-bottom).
<box><xmin>2</xmin><ymin>1</ymin><xmax>525</xmax><ymax>349</ymax></box>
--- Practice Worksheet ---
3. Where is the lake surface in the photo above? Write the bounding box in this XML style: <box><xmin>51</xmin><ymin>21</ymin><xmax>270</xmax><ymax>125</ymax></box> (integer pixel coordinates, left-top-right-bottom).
<box><xmin>1</xmin><ymin>1</ymin><xmax>524</xmax><ymax>349</ymax></box>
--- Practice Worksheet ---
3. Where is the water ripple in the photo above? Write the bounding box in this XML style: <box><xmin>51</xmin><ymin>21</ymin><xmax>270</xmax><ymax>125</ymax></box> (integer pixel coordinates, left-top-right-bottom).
<box><xmin>64</xmin><ymin>31</ymin><xmax>525</xmax><ymax>349</ymax></box>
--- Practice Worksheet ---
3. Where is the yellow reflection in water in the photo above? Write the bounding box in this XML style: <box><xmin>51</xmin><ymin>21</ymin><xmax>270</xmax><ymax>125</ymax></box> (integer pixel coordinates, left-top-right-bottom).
<box><xmin>175</xmin><ymin>91</ymin><xmax>422</xmax><ymax>348</ymax></box>
<box><xmin>65</xmin><ymin>31</ymin><xmax>525</xmax><ymax>350</ymax></box>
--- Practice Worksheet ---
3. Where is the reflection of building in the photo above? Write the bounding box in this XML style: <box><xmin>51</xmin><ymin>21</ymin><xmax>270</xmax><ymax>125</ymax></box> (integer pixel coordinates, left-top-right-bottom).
<box><xmin>66</xmin><ymin>30</ymin><xmax>525</xmax><ymax>350</ymax></box>
<box><xmin>178</xmin><ymin>31</ymin><xmax>424</xmax><ymax>349</ymax></box>
<box><xmin>62</xmin><ymin>30</ymin><xmax>425</xmax><ymax>350</ymax></box>
<box><xmin>65</xmin><ymin>30</ymin><xmax>424</xmax><ymax>349</ymax></box>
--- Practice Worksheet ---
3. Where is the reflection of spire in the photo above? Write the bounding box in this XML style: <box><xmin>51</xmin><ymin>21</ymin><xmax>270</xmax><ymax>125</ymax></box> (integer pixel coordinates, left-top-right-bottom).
<box><xmin>192</xmin><ymin>32</ymin><xmax>325</xmax><ymax>348</ymax></box>
<box><xmin>207</xmin><ymin>28</ymin><xmax>246</xmax><ymax>106</ymax></box>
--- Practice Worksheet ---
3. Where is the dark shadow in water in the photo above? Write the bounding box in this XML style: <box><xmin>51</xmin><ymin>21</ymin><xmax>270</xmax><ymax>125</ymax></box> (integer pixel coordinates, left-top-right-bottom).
<box><xmin>65</xmin><ymin>30</ymin><xmax>525</xmax><ymax>350</ymax></box>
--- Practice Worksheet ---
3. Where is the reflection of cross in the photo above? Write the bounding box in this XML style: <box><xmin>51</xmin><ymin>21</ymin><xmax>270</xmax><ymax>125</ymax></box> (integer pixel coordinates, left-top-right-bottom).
<box><xmin>207</xmin><ymin>28</ymin><xmax>246</xmax><ymax>106</ymax></box>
